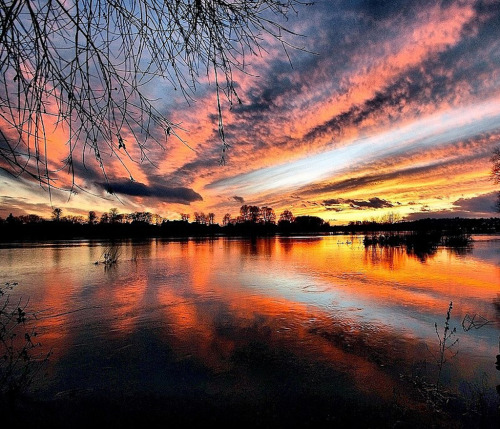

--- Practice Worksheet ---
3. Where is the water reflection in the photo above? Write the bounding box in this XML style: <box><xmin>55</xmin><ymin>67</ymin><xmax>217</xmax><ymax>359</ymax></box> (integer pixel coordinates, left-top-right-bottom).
<box><xmin>0</xmin><ymin>236</ymin><xmax>499</xmax><ymax>421</ymax></box>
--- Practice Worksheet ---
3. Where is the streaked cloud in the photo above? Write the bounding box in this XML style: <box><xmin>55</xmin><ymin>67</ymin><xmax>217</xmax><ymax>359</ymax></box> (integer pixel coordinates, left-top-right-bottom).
<box><xmin>207</xmin><ymin>100</ymin><xmax>500</xmax><ymax>197</ymax></box>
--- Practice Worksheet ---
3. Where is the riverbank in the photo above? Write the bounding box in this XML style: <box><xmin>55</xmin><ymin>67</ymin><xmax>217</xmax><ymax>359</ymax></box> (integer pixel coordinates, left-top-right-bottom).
<box><xmin>0</xmin><ymin>216</ymin><xmax>499</xmax><ymax>242</ymax></box>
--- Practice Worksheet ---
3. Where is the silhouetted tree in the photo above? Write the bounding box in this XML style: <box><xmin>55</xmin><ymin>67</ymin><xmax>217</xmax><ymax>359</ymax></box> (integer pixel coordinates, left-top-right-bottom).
<box><xmin>261</xmin><ymin>207</ymin><xmax>276</xmax><ymax>224</ymax></box>
<box><xmin>129</xmin><ymin>211</ymin><xmax>153</xmax><ymax>224</ymax></box>
<box><xmin>207</xmin><ymin>213</ymin><xmax>216</xmax><ymax>225</ymax></box>
<box><xmin>294</xmin><ymin>215</ymin><xmax>325</xmax><ymax>231</ymax></box>
<box><xmin>0</xmin><ymin>0</ymin><xmax>308</xmax><ymax>189</ymax></box>
<box><xmin>249</xmin><ymin>206</ymin><xmax>261</xmax><ymax>223</ymax></box>
<box><xmin>239</xmin><ymin>205</ymin><xmax>251</xmax><ymax>222</ymax></box>
<box><xmin>51</xmin><ymin>207</ymin><xmax>62</xmax><ymax>222</ymax></box>
<box><xmin>100</xmin><ymin>213</ymin><xmax>110</xmax><ymax>224</ymax></box>
<box><xmin>380</xmin><ymin>211</ymin><xmax>401</xmax><ymax>224</ymax></box>
<box><xmin>279</xmin><ymin>209</ymin><xmax>295</xmax><ymax>223</ymax></box>
<box><xmin>19</xmin><ymin>214</ymin><xmax>43</xmax><ymax>224</ymax></box>
<box><xmin>180</xmin><ymin>213</ymin><xmax>190</xmax><ymax>222</ymax></box>
<box><xmin>151</xmin><ymin>214</ymin><xmax>163</xmax><ymax>225</ymax></box>
<box><xmin>5</xmin><ymin>213</ymin><xmax>19</xmax><ymax>224</ymax></box>
<box><xmin>194</xmin><ymin>212</ymin><xmax>207</xmax><ymax>225</ymax></box>
<box><xmin>63</xmin><ymin>215</ymin><xmax>85</xmax><ymax>224</ymax></box>
<box><xmin>88</xmin><ymin>211</ymin><xmax>97</xmax><ymax>225</ymax></box>
<box><xmin>222</xmin><ymin>213</ymin><xmax>232</xmax><ymax>226</ymax></box>
<box><xmin>109</xmin><ymin>208</ymin><xmax>120</xmax><ymax>223</ymax></box>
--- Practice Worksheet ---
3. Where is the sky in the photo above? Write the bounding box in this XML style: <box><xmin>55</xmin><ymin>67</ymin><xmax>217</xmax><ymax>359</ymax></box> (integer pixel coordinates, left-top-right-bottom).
<box><xmin>1</xmin><ymin>0</ymin><xmax>500</xmax><ymax>225</ymax></box>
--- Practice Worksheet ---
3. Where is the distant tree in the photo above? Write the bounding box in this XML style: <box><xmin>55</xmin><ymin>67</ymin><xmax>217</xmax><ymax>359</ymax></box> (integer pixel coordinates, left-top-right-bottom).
<box><xmin>129</xmin><ymin>211</ymin><xmax>153</xmax><ymax>224</ymax></box>
<box><xmin>151</xmin><ymin>214</ymin><xmax>163</xmax><ymax>225</ymax></box>
<box><xmin>19</xmin><ymin>214</ymin><xmax>43</xmax><ymax>224</ymax></box>
<box><xmin>194</xmin><ymin>212</ymin><xmax>207</xmax><ymax>225</ymax></box>
<box><xmin>207</xmin><ymin>213</ymin><xmax>216</xmax><ymax>225</ymax></box>
<box><xmin>239</xmin><ymin>205</ymin><xmax>250</xmax><ymax>222</ymax></box>
<box><xmin>144</xmin><ymin>212</ymin><xmax>154</xmax><ymax>224</ymax></box>
<box><xmin>100</xmin><ymin>213</ymin><xmax>110</xmax><ymax>224</ymax></box>
<box><xmin>63</xmin><ymin>215</ymin><xmax>85</xmax><ymax>224</ymax></box>
<box><xmin>260</xmin><ymin>207</ymin><xmax>276</xmax><ymax>224</ymax></box>
<box><xmin>222</xmin><ymin>213</ymin><xmax>232</xmax><ymax>226</ymax></box>
<box><xmin>0</xmin><ymin>0</ymin><xmax>307</xmax><ymax>189</ymax></box>
<box><xmin>88</xmin><ymin>211</ymin><xmax>97</xmax><ymax>225</ymax></box>
<box><xmin>294</xmin><ymin>215</ymin><xmax>325</xmax><ymax>230</ymax></box>
<box><xmin>279</xmin><ymin>210</ymin><xmax>295</xmax><ymax>223</ymax></box>
<box><xmin>5</xmin><ymin>213</ymin><xmax>19</xmax><ymax>224</ymax></box>
<box><xmin>249</xmin><ymin>206</ymin><xmax>261</xmax><ymax>223</ymax></box>
<box><xmin>180</xmin><ymin>213</ymin><xmax>190</xmax><ymax>222</ymax></box>
<box><xmin>109</xmin><ymin>208</ymin><xmax>120</xmax><ymax>223</ymax></box>
<box><xmin>51</xmin><ymin>207</ymin><xmax>62</xmax><ymax>222</ymax></box>
<box><xmin>380</xmin><ymin>211</ymin><xmax>401</xmax><ymax>224</ymax></box>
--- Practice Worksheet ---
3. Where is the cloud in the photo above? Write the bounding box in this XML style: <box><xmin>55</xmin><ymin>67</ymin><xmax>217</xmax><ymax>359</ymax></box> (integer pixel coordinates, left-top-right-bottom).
<box><xmin>0</xmin><ymin>195</ymin><xmax>53</xmax><ymax>217</ymax></box>
<box><xmin>208</xmin><ymin>99</ymin><xmax>500</xmax><ymax>198</ymax></box>
<box><xmin>97</xmin><ymin>180</ymin><xmax>203</xmax><ymax>204</ymax></box>
<box><xmin>233</xmin><ymin>196</ymin><xmax>245</xmax><ymax>204</ymax></box>
<box><xmin>359</xmin><ymin>0</ymin><xmax>415</xmax><ymax>19</ymax></box>
<box><xmin>322</xmin><ymin>196</ymin><xmax>393</xmax><ymax>211</ymax></box>
<box><xmin>322</xmin><ymin>198</ymin><xmax>344</xmax><ymax>212</ymax></box>
<box><xmin>404</xmin><ymin>192</ymin><xmax>500</xmax><ymax>221</ymax></box>
<box><xmin>348</xmin><ymin>197</ymin><xmax>394</xmax><ymax>210</ymax></box>
<box><xmin>453</xmin><ymin>192</ymin><xmax>499</xmax><ymax>214</ymax></box>
<box><xmin>323</xmin><ymin>198</ymin><xmax>343</xmax><ymax>206</ymax></box>
<box><xmin>406</xmin><ymin>210</ymin><xmax>477</xmax><ymax>221</ymax></box>
<box><xmin>303</xmin><ymin>88</ymin><xmax>410</xmax><ymax>143</ymax></box>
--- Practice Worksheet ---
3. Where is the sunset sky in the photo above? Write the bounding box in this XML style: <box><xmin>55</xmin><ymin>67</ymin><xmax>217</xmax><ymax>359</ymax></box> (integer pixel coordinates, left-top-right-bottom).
<box><xmin>1</xmin><ymin>0</ymin><xmax>500</xmax><ymax>225</ymax></box>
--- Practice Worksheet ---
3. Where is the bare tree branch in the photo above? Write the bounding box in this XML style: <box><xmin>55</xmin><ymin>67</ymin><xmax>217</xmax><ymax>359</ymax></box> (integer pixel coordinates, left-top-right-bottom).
<box><xmin>0</xmin><ymin>0</ymin><xmax>310</xmax><ymax>192</ymax></box>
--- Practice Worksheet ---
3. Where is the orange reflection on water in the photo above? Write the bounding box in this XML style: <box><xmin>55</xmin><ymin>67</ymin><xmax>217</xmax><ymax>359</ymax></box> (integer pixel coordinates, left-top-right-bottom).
<box><xmin>272</xmin><ymin>237</ymin><xmax>499</xmax><ymax>322</ymax></box>
<box><xmin>1</xmin><ymin>237</ymin><xmax>498</xmax><ymax>405</ymax></box>
<box><xmin>146</xmin><ymin>239</ymin><xmax>427</xmax><ymax>403</ymax></box>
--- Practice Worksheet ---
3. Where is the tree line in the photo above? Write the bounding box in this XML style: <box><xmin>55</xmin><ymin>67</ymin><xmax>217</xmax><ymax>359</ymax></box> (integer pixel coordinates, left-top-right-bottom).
<box><xmin>1</xmin><ymin>204</ymin><xmax>500</xmax><ymax>242</ymax></box>
<box><xmin>1</xmin><ymin>205</ymin><xmax>301</xmax><ymax>227</ymax></box>
<box><xmin>0</xmin><ymin>205</ymin><xmax>332</xmax><ymax>240</ymax></box>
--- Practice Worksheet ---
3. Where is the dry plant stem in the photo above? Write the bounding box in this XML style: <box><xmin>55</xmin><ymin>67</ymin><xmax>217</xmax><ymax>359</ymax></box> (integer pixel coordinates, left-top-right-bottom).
<box><xmin>100</xmin><ymin>244</ymin><xmax>120</xmax><ymax>265</ymax></box>
<box><xmin>434</xmin><ymin>301</ymin><xmax>459</xmax><ymax>392</ymax></box>
<box><xmin>0</xmin><ymin>282</ymin><xmax>51</xmax><ymax>398</ymax></box>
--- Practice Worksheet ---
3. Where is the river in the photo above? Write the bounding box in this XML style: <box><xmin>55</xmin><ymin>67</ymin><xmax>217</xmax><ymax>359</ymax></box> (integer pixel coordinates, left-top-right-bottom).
<box><xmin>1</xmin><ymin>235</ymin><xmax>499</xmax><ymax>426</ymax></box>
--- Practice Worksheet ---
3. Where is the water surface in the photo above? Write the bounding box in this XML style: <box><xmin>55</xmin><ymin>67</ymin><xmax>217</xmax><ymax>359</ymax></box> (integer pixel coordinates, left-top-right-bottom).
<box><xmin>1</xmin><ymin>235</ymin><xmax>499</xmax><ymax>423</ymax></box>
